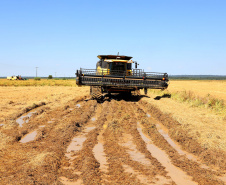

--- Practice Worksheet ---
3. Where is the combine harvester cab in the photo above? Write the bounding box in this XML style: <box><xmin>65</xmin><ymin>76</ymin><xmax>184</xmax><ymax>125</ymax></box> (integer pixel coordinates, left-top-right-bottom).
<box><xmin>76</xmin><ymin>55</ymin><xmax>169</xmax><ymax>99</ymax></box>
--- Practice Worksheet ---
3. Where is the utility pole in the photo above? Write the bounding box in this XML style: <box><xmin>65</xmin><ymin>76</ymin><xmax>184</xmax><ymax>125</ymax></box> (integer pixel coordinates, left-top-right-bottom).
<box><xmin>36</xmin><ymin>67</ymin><xmax>38</xmax><ymax>77</ymax></box>
<box><xmin>55</xmin><ymin>72</ymin><xmax>57</xmax><ymax>77</ymax></box>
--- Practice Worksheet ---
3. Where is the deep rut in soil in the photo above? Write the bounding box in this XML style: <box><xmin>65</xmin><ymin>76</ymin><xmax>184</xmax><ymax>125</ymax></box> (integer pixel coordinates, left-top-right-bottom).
<box><xmin>1</xmin><ymin>95</ymin><xmax>224</xmax><ymax>185</ymax></box>
<box><xmin>58</xmin><ymin>98</ymin><xmax>225</xmax><ymax>185</ymax></box>
<box><xmin>137</xmin><ymin>101</ymin><xmax>225</xmax><ymax>185</ymax></box>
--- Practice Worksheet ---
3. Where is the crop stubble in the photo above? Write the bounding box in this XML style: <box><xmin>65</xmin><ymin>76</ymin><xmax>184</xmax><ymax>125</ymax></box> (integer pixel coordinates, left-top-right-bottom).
<box><xmin>0</xmin><ymin>86</ymin><xmax>225</xmax><ymax>185</ymax></box>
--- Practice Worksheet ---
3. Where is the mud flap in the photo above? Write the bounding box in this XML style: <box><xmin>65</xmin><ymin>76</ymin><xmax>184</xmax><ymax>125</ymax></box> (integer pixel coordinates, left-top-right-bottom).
<box><xmin>144</xmin><ymin>88</ymin><xmax>147</xmax><ymax>95</ymax></box>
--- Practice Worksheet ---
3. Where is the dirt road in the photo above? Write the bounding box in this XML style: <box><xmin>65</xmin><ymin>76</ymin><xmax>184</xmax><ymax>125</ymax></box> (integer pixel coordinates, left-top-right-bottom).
<box><xmin>0</xmin><ymin>94</ymin><xmax>225</xmax><ymax>185</ymax></box>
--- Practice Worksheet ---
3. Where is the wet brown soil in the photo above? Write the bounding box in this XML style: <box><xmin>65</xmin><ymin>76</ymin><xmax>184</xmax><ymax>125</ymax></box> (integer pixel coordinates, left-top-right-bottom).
<box><xmin>0</xmin><ymin>94</ymin><xmax>225</xmax><ymax>185</ymax></box>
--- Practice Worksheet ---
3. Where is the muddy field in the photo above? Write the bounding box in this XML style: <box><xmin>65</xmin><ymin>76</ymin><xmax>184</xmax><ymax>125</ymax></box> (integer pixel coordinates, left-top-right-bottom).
<box><xmin>0</xmin><ymin>86</ymin><xmax>226</xmax><ymax>185</ymax></box>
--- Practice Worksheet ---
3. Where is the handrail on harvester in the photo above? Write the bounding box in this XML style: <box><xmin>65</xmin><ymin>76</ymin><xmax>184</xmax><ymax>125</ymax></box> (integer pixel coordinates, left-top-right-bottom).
<box><xmin>77</xmin><ymin>68</ymin><xmax>168</xmax><ymax>81</ymax></box>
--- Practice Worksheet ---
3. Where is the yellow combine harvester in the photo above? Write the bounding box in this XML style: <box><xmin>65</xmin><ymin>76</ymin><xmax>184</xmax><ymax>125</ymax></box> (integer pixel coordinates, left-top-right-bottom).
<box><xmin>7</xmin><ymin>76</ymin><xmax>18</xmax><ymax>80</ymax></box>
<box><xmin>7</xmin><ymin>75</ymin><xmax>27</xmax><ymax>80</ymax></box>
<box><xmin>76</xmin><ymin>55</ymin><xmax>169</xmax><ymax>99</ymax></box>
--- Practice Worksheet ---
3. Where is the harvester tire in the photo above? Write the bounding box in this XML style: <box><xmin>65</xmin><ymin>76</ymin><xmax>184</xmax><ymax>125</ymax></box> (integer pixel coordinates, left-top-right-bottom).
<box><xmin>90</xmin><ymin>86</ymin><xmax>103</xmax><ymax>100</ymax></box>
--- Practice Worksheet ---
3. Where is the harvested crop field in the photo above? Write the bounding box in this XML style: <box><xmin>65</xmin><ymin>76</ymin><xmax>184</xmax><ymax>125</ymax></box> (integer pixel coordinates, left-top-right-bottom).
<box><xmin>167</xmin><ymin>80</ymin><xmax>226</xmax><ymax>102</ymax></box>
<box><xmin>0</xmin><ymin>81</ymin><xmax>225</xmax><ymax>185</ymax></box>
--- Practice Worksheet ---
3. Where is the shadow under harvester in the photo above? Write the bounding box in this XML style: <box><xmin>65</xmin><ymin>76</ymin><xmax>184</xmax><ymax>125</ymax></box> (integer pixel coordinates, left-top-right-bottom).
<box><xmin>85</xmin><ymin>93</ymin><xmax>149</xmax><ymax>103</ymax></box>
<box><xmin>154</xmin><ymin>93</ymin><xmax>171</xmax><ymax>100</ymax></box>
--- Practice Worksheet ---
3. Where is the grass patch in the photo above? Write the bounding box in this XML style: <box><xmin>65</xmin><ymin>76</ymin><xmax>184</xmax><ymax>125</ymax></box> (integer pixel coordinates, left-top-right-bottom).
<box><xmin>150</xmin><ymin>89</ymin><xmax>225</xmax><ymax>114</ymax></box>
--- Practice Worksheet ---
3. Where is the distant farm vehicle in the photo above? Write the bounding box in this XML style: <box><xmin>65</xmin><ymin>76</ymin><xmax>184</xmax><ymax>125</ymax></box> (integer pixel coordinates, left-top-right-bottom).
<box><xmin>7</xmin><ymin>75</ymin><xmax>27</xmax><ymax>80</ymax></box>
<box><xmin>7</xmin><ymin>76</ymin><xmax>17</xmax><ymax>80</ymax></box>
<box><xmin>76</xmin><ymin>55</ymin><xmax>169</xmax><ymax>99</ymax></box>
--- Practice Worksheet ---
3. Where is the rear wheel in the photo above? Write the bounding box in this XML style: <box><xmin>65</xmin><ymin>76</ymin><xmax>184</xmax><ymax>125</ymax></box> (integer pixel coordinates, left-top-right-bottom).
<box><xmin>90</xmin><ymin>86</ymin><xmax>103</xmax><ymax>100</ymax></box>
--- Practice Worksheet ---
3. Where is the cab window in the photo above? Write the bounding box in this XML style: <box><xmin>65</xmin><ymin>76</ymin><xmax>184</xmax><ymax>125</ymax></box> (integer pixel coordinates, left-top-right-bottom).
<box><xmin>127</xmin><ymin>63</ymin><xmax>131</xmax><ymax>70</ymax></box>
<box><xmin>110</xmin><ymin>62</ymin><xmax>126</xmax><ymax>71</ymax></box>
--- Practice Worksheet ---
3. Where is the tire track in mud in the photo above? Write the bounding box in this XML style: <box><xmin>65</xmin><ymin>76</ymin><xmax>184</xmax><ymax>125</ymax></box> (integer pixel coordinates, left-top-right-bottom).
<box><xmin>59</xmin><ymin>101</ymin><xmax>110</xmax><ymax>184</ymax></box>
<box><xmin>0</xmin><ymin>93</ymin><xmax>223</xmax><ymax>185</ymax></box>
<box><xmin>113</xmin><ymin>100</ymin><xmax>172</xmax><ymax>185</ymax></box>
<box><xmin>101</xmin><ymin>100</ymin><xmax>146</xmax><ymax>185</ymax></box>
<box><xmin>136</xmin><ymin>101</ymin><xmax>225</xmax><ymax>185</ymax></box>
<box><xmin>59</xmin><ymin>100</ymin><xmax>164</xmax><ymax>185</ymax></box>
<box><xmin>139</xmin><ymin>100</ymin><xmax>226</xmax><ymax>171</ymax></box>
<box><xmin>98</xmin><ymin>100</ymin><xmax>173</xmax><ymax>184</ymax></box>
<box><xmin>58</xmin><ymin>99</ymin><xmax>202</xmax><ymax>184</ymax></box>
<box><xmin>65</xmin><ymin>98</ymin><xmax>225</xmax><ymax>185</ymax></box>
<box><xmin>120</xmin><ymin>101</ymin><xmax>174</xmax><ymax>185</ymax></box>
<box><xmin>115</xmin><ymin>100</ymin><xmax>224</xmax><ymax>185</ymax></box>
<box><xmin>5</xmin><ymin>94</ymin><xmax>223</xmax><ymax>184</ymax></box>
<box><xmin>0</xmin><ymin>97</ymin><xmax>97</xmax><ymax>185</ymax></box>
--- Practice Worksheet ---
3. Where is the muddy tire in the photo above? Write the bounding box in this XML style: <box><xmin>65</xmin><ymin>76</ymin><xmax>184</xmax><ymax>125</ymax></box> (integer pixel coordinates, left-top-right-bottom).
<box><xmin>90</xmin><ymin>86</ymin><xmax>103</xmax><ymax>100</ymax></box>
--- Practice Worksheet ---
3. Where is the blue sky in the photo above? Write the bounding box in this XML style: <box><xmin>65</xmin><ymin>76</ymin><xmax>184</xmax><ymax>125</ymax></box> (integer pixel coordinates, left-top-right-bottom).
<box><xmin>0</xmin><ymin>0</ymin><xmax>225</xmax><ymax>77</ymax></box>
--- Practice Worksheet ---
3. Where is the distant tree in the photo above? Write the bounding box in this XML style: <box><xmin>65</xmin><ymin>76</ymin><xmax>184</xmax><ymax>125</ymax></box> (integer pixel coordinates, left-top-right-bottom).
<box><xmin>48</xmin><ymin>75</ymin><xmax>53</xmax><ymax>79</ymax></box>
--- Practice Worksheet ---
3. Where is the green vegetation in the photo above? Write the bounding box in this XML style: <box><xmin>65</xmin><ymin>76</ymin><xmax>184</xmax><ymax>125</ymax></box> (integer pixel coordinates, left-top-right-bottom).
<box><xmin>172</xmin><ymin>91</ymin><xmax>224</xmax><ymax>110</ymax></box>
<box><xmin>54</xmin><ymin>77</ymin><xmax>70</xmax><ymax>80</ymax></box>
<box><xmin>34</xmin><ymin>77</ymin><xmax>41</xmax><ymax>81</ymax></box>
